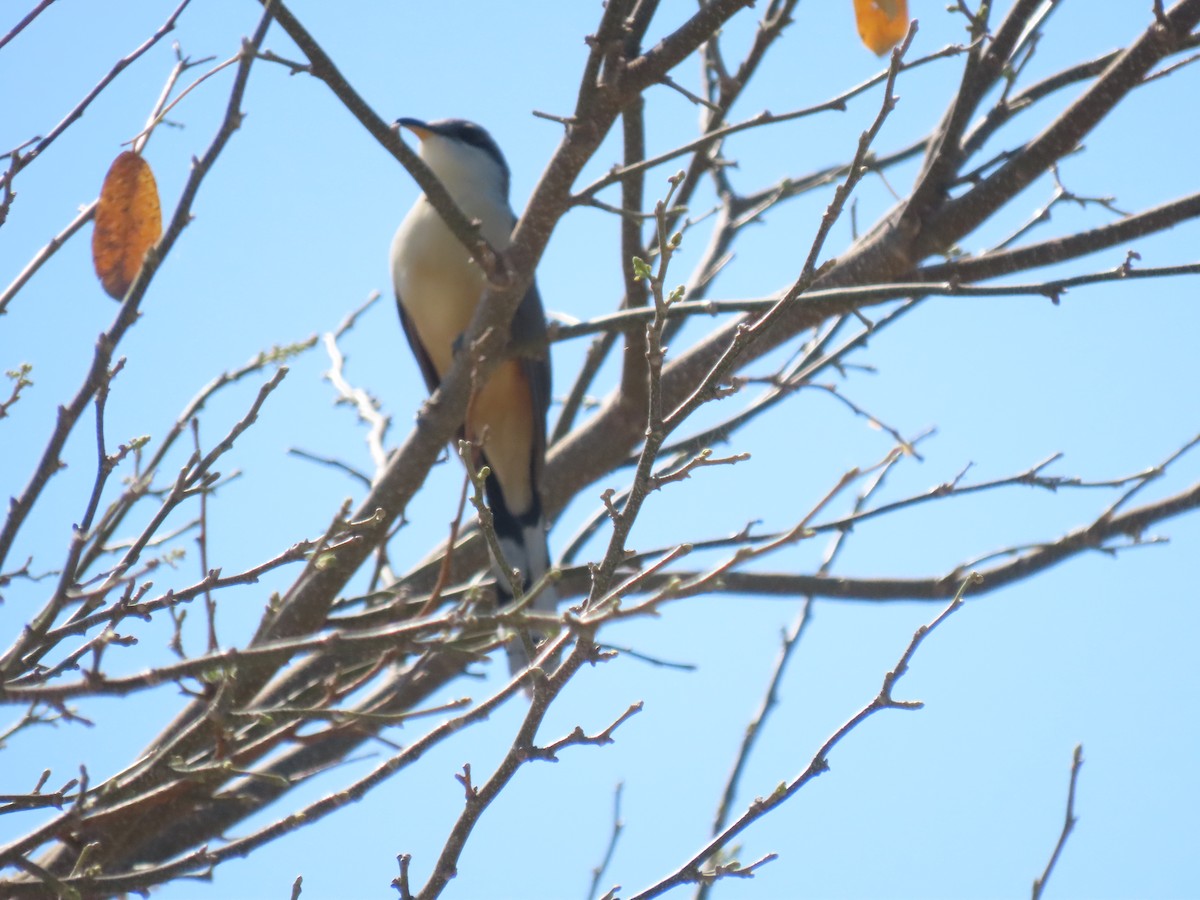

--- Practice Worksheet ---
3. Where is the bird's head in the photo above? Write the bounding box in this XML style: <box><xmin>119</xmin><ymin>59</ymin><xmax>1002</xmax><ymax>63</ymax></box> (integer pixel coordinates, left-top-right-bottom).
<box><xmin>396</xmin><ymin>117</ymin><xmax>511</xmax><ymax>204</ymax></box>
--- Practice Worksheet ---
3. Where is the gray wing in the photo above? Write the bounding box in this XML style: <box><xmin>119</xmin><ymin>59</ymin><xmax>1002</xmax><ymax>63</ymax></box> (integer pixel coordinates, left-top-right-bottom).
<box><xmin>395</xmin><ymin>294</ymin><xmax>441</xmax><ymax>395</ymax></box>
<box><xmin>512</xmin><ymin>278</ymin><xmax>553</xmax><ymax>491</ymax></box>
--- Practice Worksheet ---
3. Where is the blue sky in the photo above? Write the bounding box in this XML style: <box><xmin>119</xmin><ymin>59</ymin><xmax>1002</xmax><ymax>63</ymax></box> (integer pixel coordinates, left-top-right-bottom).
<box><xmin>2</xmin><ymin>2</ymin><xmax>1198</xmax><ymax>898</ymax></box>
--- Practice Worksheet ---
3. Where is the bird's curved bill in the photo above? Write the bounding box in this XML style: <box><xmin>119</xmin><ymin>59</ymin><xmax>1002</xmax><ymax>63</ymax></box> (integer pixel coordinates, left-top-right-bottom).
<box><xmin>395</xmin><ymin>117</ymin><xmax>431</xmax><ymax>141</ymax></box>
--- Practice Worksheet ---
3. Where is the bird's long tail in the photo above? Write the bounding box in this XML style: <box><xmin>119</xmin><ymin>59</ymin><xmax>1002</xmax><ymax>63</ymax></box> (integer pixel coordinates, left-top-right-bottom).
<box><xmin>484</xmin><ymin>471</ymin><xmax>558</xmax><ymax>676</ymax></box>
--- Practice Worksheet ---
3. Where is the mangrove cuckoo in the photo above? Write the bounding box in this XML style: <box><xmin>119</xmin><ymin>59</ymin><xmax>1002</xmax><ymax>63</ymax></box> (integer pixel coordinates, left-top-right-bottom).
<box><xmin>389</xmin><ymin>117</ymin><xmax>555</xmax><ymax>673</ymax></box>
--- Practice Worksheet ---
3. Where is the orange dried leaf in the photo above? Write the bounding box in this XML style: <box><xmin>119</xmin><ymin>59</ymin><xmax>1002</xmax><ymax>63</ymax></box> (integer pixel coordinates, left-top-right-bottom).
<box><xmin>854</xmin><ymin>0</ymin><xmax>909</xmax><ymax>55</ymax></box>
<box><xmin>92</xmin><ymin>151</ymin><xmax>162</xmax><ymax>299</ymax></box>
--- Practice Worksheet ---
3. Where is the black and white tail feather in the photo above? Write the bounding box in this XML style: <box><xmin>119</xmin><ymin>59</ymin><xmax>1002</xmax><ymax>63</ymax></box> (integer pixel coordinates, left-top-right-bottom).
<box><xmin>484</xmin><ymin>465</ymin><xmax>558</xmax><ymax>676</ymax></box>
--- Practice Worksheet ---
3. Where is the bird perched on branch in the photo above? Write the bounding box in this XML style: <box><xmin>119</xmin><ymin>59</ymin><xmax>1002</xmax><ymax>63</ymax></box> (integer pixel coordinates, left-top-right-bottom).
<box><xmin>389</xmin><ymin>117</ymin><xmax>556</xmax><ymax>675</ymax></box>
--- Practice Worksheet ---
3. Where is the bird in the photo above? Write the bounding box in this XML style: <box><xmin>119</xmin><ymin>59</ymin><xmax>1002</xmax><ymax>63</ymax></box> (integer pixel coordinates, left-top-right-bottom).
<box><xmin>389</xmin><ymin>117</ymin><xmax>556</xmax><ymax>676</ymax></box>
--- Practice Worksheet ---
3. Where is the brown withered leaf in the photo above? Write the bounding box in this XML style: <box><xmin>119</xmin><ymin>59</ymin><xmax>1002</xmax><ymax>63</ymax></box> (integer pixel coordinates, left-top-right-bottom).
<box><xmin>854</xmin><ymin>0</ymin><xmax>909</xmax><ymax>56</ymax></box>
<box><xmin>92</xmin><ymin>151</ymin><xmax>163</xmax><ymax>300</ymax></box>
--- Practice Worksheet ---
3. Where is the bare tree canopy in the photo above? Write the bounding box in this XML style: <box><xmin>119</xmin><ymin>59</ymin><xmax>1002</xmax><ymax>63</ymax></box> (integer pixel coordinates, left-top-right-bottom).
<box><xmin>2</xmin><ymin>1</ymin><xmax>1198</xmax><ymax>897</ymax></box>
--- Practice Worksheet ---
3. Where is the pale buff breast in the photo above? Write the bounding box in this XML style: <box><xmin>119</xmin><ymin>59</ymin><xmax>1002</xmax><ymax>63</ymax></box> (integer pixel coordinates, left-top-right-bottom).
<box><xmin>390</xmin><ymin>198</ymin><xmax>513</xmax><ymax>378</ymax></box>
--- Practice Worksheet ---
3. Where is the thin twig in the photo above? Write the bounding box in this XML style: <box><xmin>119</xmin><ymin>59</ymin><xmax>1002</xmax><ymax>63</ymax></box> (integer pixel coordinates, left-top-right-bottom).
<box><xmin>631</xmin><ymin>579</ymin><xmax>975</xmax><ymax>899</ymax></box>
<box><xmin>1031</xmin><ymin>744</ymin><xmax>1084</xmax><ymax>900</ymax></box>
<box><xmin>586</xmin><ymin>782</ymin><xmax>625</xmax><ymax>900</ymax></box>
